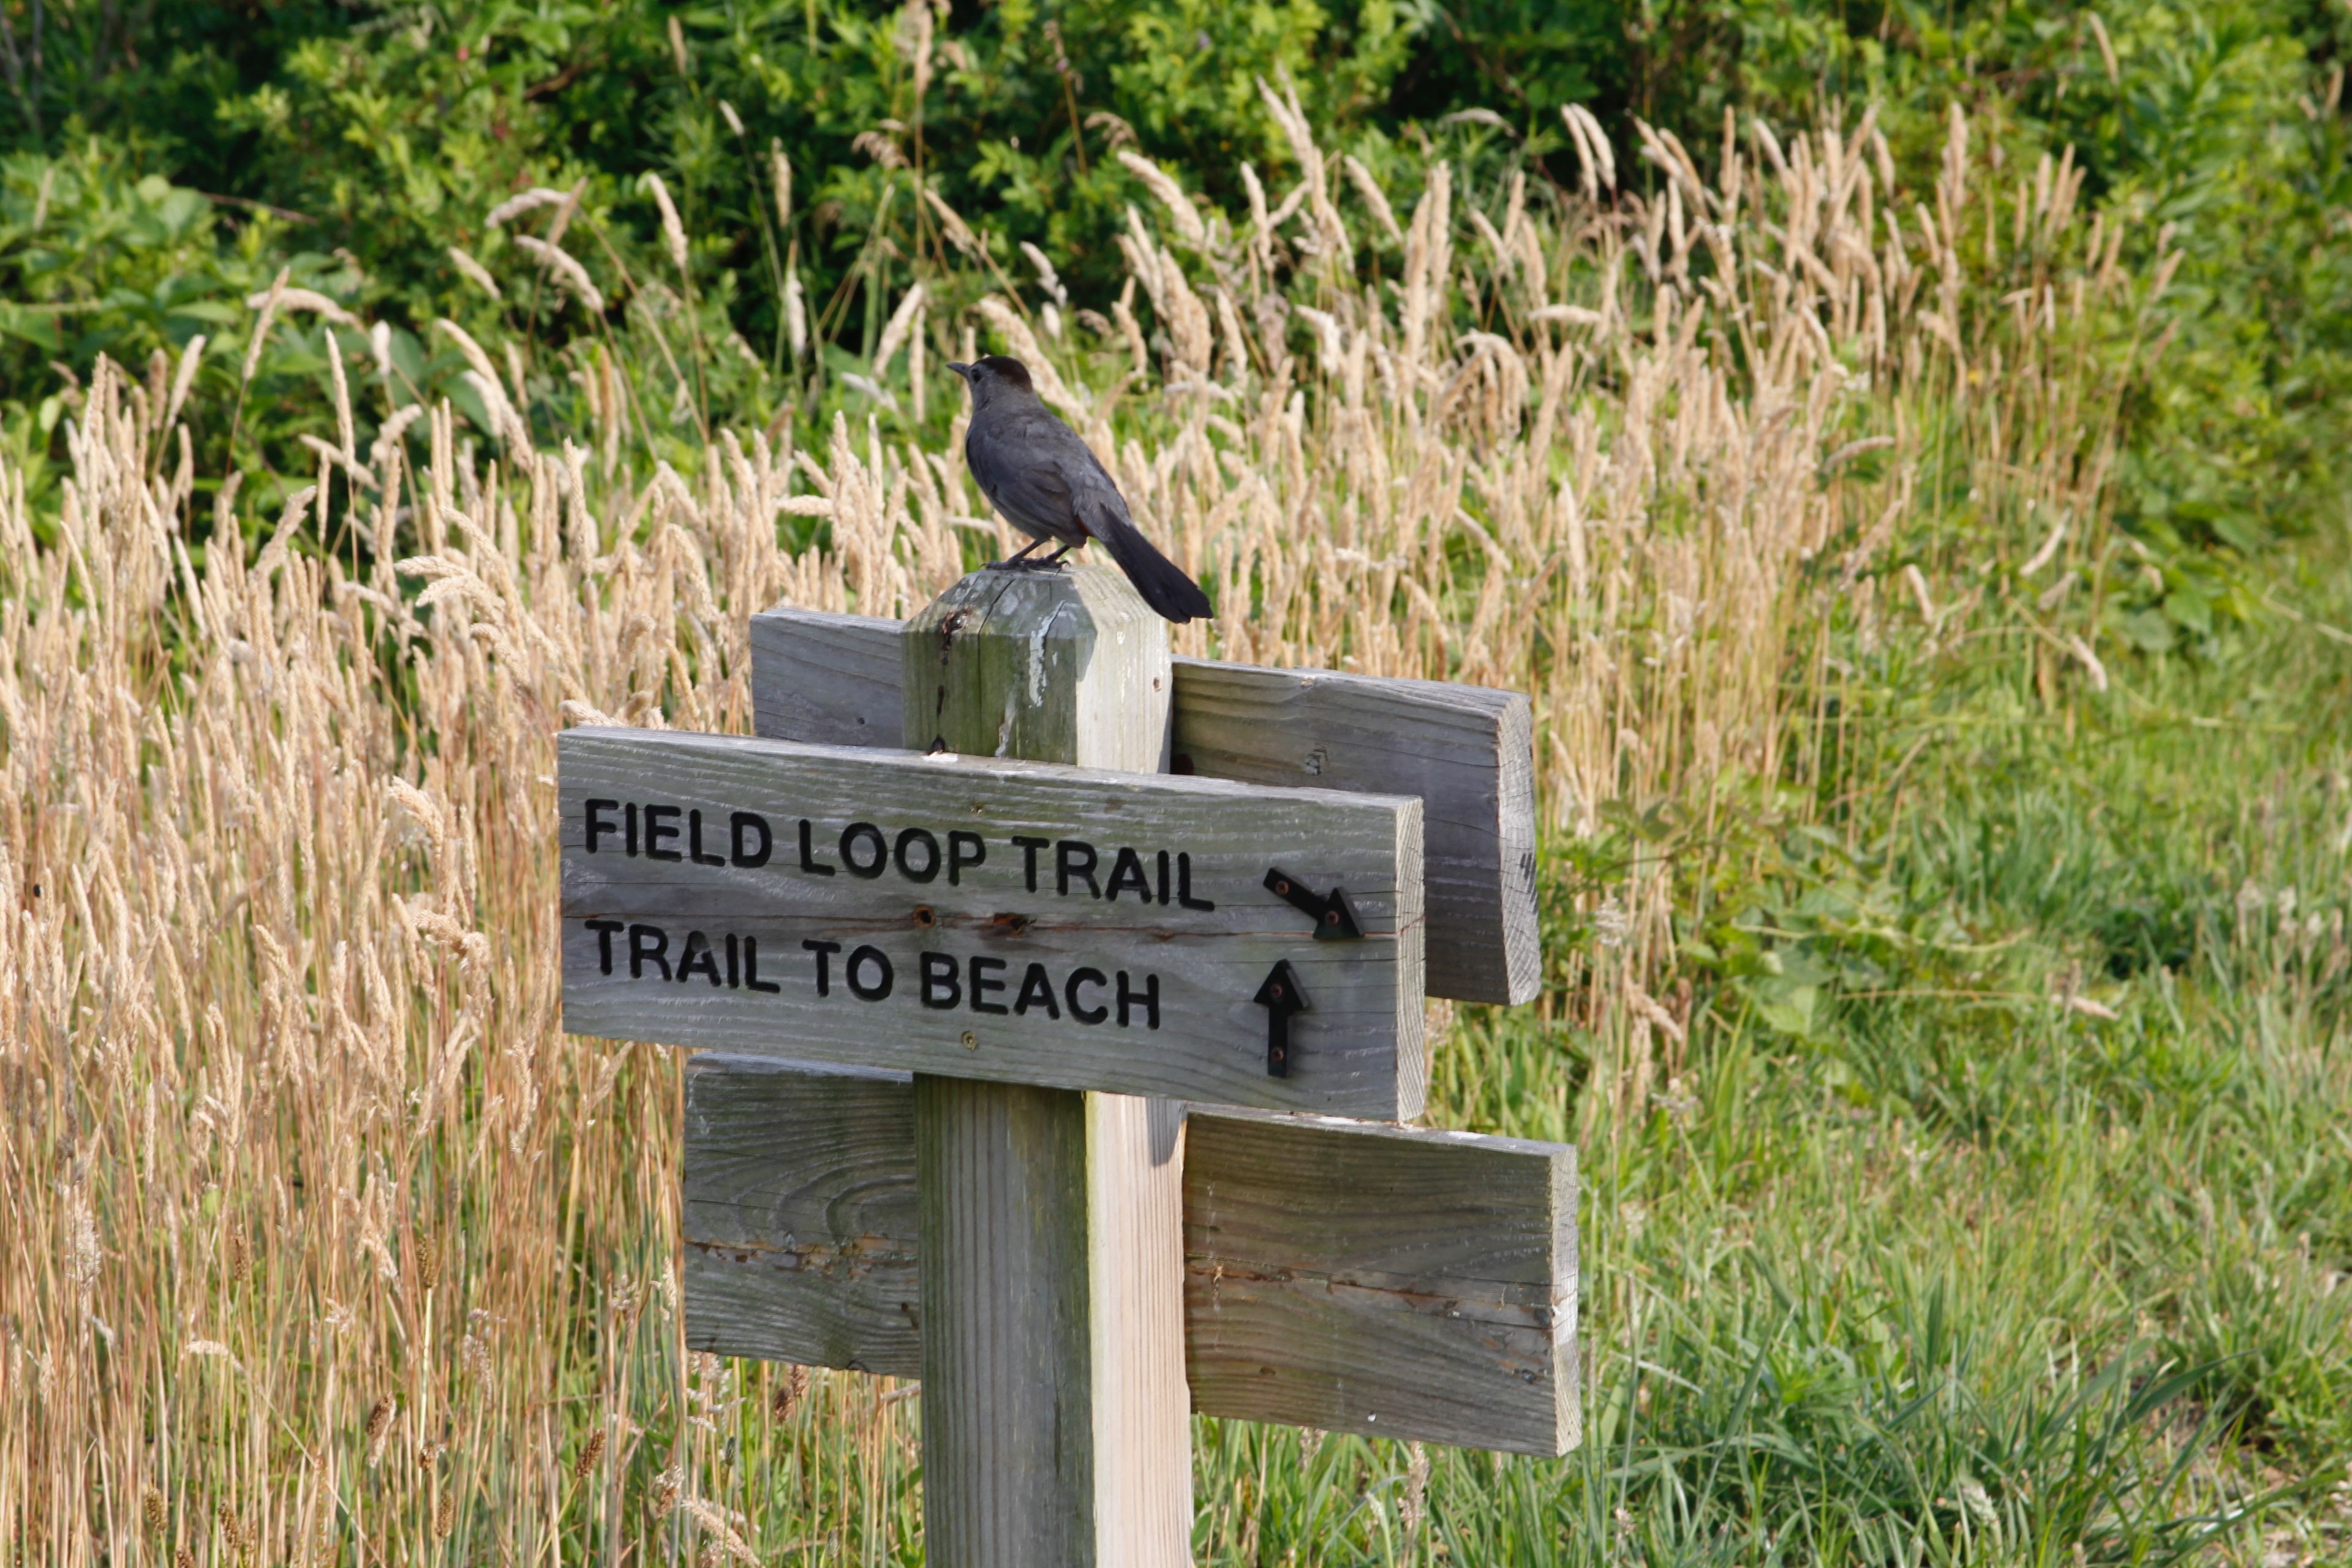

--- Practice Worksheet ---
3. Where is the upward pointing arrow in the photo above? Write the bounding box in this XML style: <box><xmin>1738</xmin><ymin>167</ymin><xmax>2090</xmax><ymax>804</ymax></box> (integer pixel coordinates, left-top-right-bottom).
<box><xmin>1253</xmin><ymin>960</ymin><xmax>1310</xmax><ymax>1077</ymax></box>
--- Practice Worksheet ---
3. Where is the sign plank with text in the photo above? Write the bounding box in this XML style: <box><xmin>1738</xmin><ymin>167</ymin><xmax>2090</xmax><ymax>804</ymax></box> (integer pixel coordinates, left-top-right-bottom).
<box><xmin>560</xmin><ymin>728</ymin><xmax>1427</xmax><ymax>1119</ymax></box>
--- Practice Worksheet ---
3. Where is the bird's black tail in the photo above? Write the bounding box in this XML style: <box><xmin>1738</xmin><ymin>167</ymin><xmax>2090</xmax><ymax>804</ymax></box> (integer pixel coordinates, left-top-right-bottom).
<box><xmin>1093</xmin><ymin>513</ymin><xmax>1213</xmax><ymax>624</ymax></box>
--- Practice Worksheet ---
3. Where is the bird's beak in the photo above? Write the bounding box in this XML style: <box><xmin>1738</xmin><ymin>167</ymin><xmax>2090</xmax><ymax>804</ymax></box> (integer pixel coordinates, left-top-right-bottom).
<box><xmin>946</xmin><ymin>361</ymin><xmax>973</xmax><ymax>381</ymax></box>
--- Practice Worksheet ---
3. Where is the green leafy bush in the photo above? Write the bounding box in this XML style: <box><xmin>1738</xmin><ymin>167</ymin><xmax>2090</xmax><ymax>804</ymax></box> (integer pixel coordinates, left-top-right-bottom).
<box><xmin>2</xmin><ymin>0</ymin><xmax>2345</xmax><ymax>579</ymax></box>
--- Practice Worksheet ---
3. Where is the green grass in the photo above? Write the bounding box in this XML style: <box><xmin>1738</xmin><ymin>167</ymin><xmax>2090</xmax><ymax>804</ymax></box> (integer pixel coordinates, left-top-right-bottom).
<box><xmin>1235</xmin><ymin>535</ymin><xmax>2352</xmax><ymax>1564</ymax></box>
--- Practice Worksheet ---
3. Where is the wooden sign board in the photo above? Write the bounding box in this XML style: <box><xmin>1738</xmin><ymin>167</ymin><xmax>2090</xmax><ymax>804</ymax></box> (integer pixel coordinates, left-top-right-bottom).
<box><xmin>682</xmin><ymin>1054</ymin><xmax>1579</xmax><ymax>1456</ymax></box>
<box><xmin>750</xmin><ymin>607</ymin><xmax>1540</xmax><ymax>1007</ymax></box>
<box><xmin>561</xmin><ymin>726</ymin><xmax>1428</xmax><ymax>1119</ymax></box>
<box><xmin>572</xmin><ymin>566</ymin><xmax>1574</xmax><ymax>1555</ymax></box>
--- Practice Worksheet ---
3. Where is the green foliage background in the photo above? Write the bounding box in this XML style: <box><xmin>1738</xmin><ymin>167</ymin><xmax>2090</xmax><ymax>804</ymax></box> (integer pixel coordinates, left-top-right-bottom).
<box><xmin>2</xmin><ymin>0</ymin><xmax>2347</xmax><ymax>573</ymax></box>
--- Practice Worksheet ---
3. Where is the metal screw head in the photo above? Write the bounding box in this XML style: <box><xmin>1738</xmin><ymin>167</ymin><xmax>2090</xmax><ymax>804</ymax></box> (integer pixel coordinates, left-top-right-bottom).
<box><xmin>960</xmin><ymin>1031</ymin><xmax>978</xmax><ymax>1050</ymax></box>
<box><xmin>913</xmin><ymin>905</ymin><xmax>936</xmax><ymax>927</ymax></box>
<box><xmin>1324</xmin><ymin>909</ymin><xmax>1339</xmax><ymax>925</ymax></box>
<box><xmin>1275</xmin><ymin>880</ymin><xmax>1291</xmax><ymax>895</ymax></box>
<box><xmin>1270</xmin><ymin>984</ymin><xmax>1284</xmax><ymax>1000</ymax></box>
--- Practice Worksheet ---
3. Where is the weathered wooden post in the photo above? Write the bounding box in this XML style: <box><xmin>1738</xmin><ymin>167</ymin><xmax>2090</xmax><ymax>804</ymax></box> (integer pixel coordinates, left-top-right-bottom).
<box><xmin>900</xmin><ymin>565</ymin><xmax>1189</xmax><ymax>1564</ymax></box>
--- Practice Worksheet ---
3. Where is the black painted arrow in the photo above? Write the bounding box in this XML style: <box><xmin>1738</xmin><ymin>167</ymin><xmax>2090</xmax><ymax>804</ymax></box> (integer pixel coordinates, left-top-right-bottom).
<box><xmin>1253</xmin><ymin>960</ymin><xmax>1310</xmax><ymax>1077</ymax></box>
<box><xmin>1263</xmin><ymin>867</ymin><xmax>1363</xmax><ymax>941</ymax></box>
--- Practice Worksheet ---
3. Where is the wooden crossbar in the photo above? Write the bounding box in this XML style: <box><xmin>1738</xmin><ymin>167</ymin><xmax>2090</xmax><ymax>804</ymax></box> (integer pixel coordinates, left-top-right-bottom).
<box><xmin>681</xmin><ymin>1053</ymin><xmax>1580</xmax><ymax>1457</ymax></box>
<box><xmin>749</xmin><ymin>605</ymin><xmax>1542</xmax><ymax>1006</ymax></box>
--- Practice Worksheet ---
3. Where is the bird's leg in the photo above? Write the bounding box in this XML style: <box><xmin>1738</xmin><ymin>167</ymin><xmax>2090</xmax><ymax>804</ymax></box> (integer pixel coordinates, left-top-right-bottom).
<box><xmin>1036</xmin><ymin>542</ymin><xmax>1078</xmax><ymax>568</ymax></box>
<box><xmin>987</xmin><ymin>537</ymin><xmax>1049</xmax><ymax>571</ymax></box>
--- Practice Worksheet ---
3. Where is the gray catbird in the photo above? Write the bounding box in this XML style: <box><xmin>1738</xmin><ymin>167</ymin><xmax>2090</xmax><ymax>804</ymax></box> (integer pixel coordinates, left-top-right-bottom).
<box><xmin>947</xmin><ymin>355</ymin><xmax>1213</xmax><ymax>624</ymax></box>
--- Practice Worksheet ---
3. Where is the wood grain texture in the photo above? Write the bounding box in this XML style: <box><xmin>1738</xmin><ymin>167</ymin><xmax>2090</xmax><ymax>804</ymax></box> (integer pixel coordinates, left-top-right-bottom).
<box><xmin>750</xmin><ymin>606</ymin><xmax>905</xmax><ymax>748</ymax></box>
<box><xmin>902</xmin><ymin>564</ymin><xmax>1172</xmax><ymax>771</ymax></box>
<box><xmin>678</xmin><ymin>1054</ymin><xmax>1581</xmax><ymax>1455</ymax></box>
<box><xmin>1085</xmin><ymin>1091</ymin><xmax>1191</xmax><ymax>1555</ymax></box>
<box><xmin>750</xmin><ymin>601</ymin><xmax>1537</xmax><ymax>1003</ymax></box>
<box><xmin>918</xmin><ymin>1073</ymin><xmax>1099</xmax><ymax>1564</ymax></box>
<box><xmin>902</xmin><ymin>566</ymin><xmax>1190</xmax><ymax>1568</ymax></box>
<box><xmin>681</xmin><ymin>1054</ymin><xmax>921</xmax><ymax>1376</ymax></box>
<box><xmin>752</xmin><ymin>606</ymin><xmax>898</xmax><ymax>747</ymax></box>
<box><xmin>1182</xmin><ymin>1108</ymin><xmax>1578</xmax><ymax>1456</ymax></box>
<box><xmin>559</xmin><ymin>726</ymin><xmax>1426</xmax><ymax>1119</ymax></box>
<box><xmin>1170</xmin><ymin>660</ymin><xmax>1539</xmax><ymax>1007</ymax></box>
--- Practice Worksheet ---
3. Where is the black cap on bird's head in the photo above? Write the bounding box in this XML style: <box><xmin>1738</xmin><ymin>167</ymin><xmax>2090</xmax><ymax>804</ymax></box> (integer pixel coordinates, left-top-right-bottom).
<box><xmin>945</xmin><ymin>354</ymin><xmax>1036</xmax><ymax>408</ymax></box>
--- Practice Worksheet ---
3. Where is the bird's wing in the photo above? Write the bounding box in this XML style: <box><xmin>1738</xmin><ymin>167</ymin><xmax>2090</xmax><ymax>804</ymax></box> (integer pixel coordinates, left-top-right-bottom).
<box><xmin>995</xmin><ymin>410</ymin><xmax>1137</xmax><ymax>539</ymax></box>
<box><xmin>1052</xmin><ymin>439</ymin><xmax>1137</xmax><ymax>539</ymax></box>
<box><xmin>967</xmin><ymin>407</ymin><xmax>1084</xmax><ymax>538</ymax></box>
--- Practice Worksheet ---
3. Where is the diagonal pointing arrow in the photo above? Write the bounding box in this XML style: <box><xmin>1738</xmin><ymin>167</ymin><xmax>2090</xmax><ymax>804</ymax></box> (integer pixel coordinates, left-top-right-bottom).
<box><xmin>1253</xmin><ymin>960</ymin><xmax>1310</xmax><ymax>1077</ymax></box>
<box><xmin>1263</xmin><ymin>867</ymin><xmax>1363</xmax><ymax>941</ymax></box>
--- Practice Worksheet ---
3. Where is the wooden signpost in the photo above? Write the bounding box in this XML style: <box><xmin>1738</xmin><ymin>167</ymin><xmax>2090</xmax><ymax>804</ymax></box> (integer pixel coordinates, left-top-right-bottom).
<box><xmin>561</xmin><ymin>564</ymin><xmax>1577</xmax><ymax>1565</ymax></box>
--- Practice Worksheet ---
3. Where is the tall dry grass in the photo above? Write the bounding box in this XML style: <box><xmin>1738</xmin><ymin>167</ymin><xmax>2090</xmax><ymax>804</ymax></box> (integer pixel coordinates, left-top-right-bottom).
<box><xmin>1</xmin><ymin>100</ymin><xmax>2163</xmax><ymax>1558</ymax></box>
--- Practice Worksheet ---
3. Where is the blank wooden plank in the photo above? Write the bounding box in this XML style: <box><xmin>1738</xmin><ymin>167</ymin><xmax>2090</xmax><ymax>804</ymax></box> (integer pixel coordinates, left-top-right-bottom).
<box><xmin>1182</xmin><ymin>1108</ymin><xmax>1577</xmax><ymax>1456</ymax></box>
<box><xmin>1170</xmin><ymin>661</ymin><xmax>1539</xmax><ymax>1007</ymax></box>
<box><xmin>751</xmin><ymin>603</ymin><xmax>1539</xmax><ymax>1005</ymax></box>
<box><xmin>682</xmin><ymin>1055</ymin><xmax>921</xmax><ymax>1375</ymax></box>
<box><xmin>560</xmin><ymin>726</ymin><xmax>1425</xmax><ymax>1120</ymax></box>
<box><xmin>750</xmin><ymin>607</ymin><xmax>905</xmax><ymax>748</ymax></box>
<box><xmin>679</xmin><ymin>1054</ymin><xmax>1580</xmax><ymax>1456</ymax></box>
